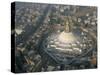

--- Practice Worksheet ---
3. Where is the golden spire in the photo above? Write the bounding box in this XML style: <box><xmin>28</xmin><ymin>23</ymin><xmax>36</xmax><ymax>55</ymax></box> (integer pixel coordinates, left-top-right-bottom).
<box><xmin>64</xmin><ymin>17</ymin><xmax>71</xmax><ymax>33</ymax></box>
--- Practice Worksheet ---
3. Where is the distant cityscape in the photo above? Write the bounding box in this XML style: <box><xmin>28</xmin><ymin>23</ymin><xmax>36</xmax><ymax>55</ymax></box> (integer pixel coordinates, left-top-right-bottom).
<box><xmin>13</xmin><ymin>2</ymin><xmax>97</xmax><ymax>73</ymax></box>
